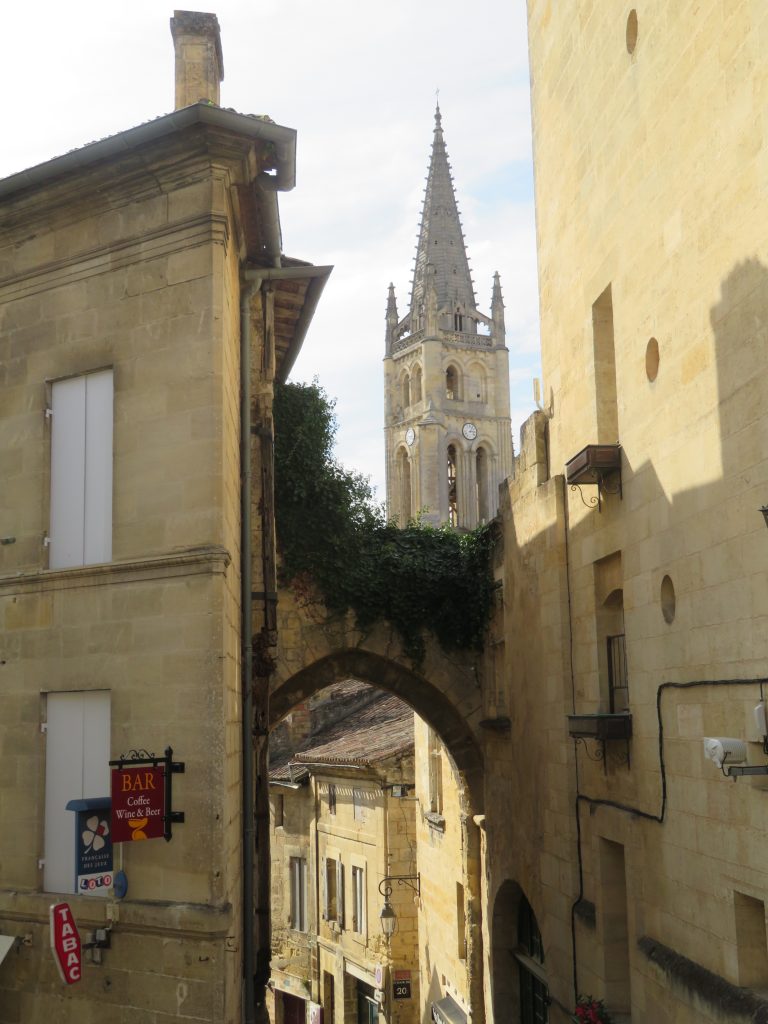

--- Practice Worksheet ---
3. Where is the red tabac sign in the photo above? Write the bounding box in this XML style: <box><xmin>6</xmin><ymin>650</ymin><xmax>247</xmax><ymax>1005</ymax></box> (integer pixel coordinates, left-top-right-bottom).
<box><xmin>111</xmin><ymin>765</ymin><xmax>165</xmax><ymax>842</ymax></box>
<box><xmin>49</xmin><ymin>902</ymin><xmax>81</xmax><ymax>984</ymax></box>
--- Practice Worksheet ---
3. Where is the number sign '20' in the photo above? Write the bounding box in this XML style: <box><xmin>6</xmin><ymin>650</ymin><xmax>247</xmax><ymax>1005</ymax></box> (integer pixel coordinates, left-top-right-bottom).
<box><xmin>49</xmin><ymin>902</ymin><xmax>81</xmax><ymax>984</ymax></box>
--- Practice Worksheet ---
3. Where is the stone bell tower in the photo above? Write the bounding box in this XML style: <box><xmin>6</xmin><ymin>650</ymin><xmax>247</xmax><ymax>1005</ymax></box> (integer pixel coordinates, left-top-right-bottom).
<box><xmin>384</xmin><ymin>105</ymin><xmax>513</xmax><ymax>528</ymax></box>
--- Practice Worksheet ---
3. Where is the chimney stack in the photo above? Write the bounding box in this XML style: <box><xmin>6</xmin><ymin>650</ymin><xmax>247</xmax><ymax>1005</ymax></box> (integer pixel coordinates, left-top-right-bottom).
<box><xmin>170</xmin><ymin>10</ymin><xmax>224</xmax><ymax>110</ymax></box>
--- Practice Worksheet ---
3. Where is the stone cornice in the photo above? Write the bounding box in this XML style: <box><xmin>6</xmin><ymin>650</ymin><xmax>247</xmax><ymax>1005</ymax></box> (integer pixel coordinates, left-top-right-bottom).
<box><xmin>0</xmin><ymin>546</ymin><xmax>232</xmax><ymax>596</ymax></box>
<box><xmin>0</xmin><ymin>213</ymin><xmax>230</xmax><ymax>305</ymax></box>
<box><xmin>0</xmin><ymin>888</ymin><xmax>234</xmax><ymax>939</ymax></box>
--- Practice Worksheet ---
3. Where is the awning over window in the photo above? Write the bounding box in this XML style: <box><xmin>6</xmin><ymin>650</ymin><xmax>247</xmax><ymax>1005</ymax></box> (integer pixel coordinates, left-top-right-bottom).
<box><xmin>431</xmin><ymin>994</ymin><xmax>468</xmax><ymax>1024</ymax></box>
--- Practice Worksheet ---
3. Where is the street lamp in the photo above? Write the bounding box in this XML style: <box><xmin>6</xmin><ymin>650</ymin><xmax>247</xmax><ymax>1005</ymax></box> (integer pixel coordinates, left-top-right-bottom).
<box><xmin>760</xmin><ymin>506</ymin><xmax>768</xmax><ymax>529</ymax></box>
<box><xmin>378</xmin><ymin>874</ymin><xmax>420</xmax><ymax>939</ymax></box>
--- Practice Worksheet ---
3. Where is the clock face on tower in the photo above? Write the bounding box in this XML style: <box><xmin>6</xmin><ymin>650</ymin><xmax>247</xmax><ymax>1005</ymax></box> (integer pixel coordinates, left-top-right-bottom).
<box><xmin>405</xmin><ymin>428</ymin><xmax>415</xmax><ymax>446</ymax></box>
<box><xmin>462</xmin><ymin>422</ymin><xmax>478</xmax><ymax>441</ymax></box>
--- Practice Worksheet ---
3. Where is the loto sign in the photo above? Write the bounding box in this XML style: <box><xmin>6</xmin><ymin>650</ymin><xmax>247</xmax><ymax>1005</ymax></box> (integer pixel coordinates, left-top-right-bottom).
<box><xmin>111</xmin><ymin>765</ymin><xmax>165</xmax><ymax>842</ymax></box>
<box><xmin>49</xmin><ymin>902</ymin><xmax>81</xmax><ymax>984</ymax></box>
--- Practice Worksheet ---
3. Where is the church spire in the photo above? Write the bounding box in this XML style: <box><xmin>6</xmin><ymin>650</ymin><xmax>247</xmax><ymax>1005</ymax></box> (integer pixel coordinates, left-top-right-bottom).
<box><xmin>409</xmin><ymin>106</ymin><xmax>476</xmax><ymax>330</ymax></box>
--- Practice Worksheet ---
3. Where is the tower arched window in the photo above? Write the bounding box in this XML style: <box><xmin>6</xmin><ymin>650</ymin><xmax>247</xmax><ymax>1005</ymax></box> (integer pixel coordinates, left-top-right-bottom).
<box><xmin>446</xmin><ymin>365</ymin><xmax>459</xmax><ymax>401</ymax></box>
<box><xmin>412</xmin><ymin>365</ymin><xmax>422</xmax><ymax>403</ymax></box>
<box><xmin>447</xmin><ymin>444</ymin><xmax>458</xmax><ymax>528</ymax></box>
<box><xmin>397</xmin><ymin>447</ymin><xmax>412</xmax><ymax>526</ymax></box>
<box><xmin>454</xmin><ymin>307</ymin><xmax>463</xmax><ymax>332</ymax></box>
<box><xmin>476</xmin><ymin>446</ymin><xmax>489</xmax><ymax>524</ymax></box>
<box><xmin>402</xmin><ymin>373</ymin><xmax>411</xmax><ymax>408</ymax></box>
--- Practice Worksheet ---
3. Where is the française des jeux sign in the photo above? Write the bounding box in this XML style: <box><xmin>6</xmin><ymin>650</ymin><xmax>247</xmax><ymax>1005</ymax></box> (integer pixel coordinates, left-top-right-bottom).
<box><xmin>111</xmin><ymin>765</ymin><xmax>165</xmax><ymax>842</ymax></box>
<box><xmin>49</xmin><ymin>902</ymin><xmax>81</xmax><ymax>984</ymax></box>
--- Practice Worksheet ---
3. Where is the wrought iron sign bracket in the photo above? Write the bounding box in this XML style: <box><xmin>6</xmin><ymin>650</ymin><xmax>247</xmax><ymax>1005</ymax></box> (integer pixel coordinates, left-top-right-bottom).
<box><xmin>378</xmin><ymin>874</ymin><xmax>421</xmax><ymax>900</ymax></box>
<box><xmin>109</xmin><ymin>746</ymin><xmax>185</xmax><ymax>842</ymax></box>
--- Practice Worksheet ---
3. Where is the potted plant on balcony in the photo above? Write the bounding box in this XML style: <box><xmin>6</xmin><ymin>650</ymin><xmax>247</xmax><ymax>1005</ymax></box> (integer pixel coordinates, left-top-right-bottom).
<box><xmin>573</xmin><ymin>995</ymin><xmax>613</xmax><ymax>1023</ymax></box>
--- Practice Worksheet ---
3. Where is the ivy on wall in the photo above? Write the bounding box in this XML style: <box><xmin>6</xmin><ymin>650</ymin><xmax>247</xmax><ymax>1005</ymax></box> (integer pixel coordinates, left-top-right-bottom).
<box><xmin>273</xmin><ymin>380</ymin><xmax>494</xmax><ymax>662</ymax></box>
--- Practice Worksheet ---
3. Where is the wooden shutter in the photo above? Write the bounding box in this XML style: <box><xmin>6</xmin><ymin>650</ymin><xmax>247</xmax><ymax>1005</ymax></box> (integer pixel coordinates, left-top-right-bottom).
<box><xmin>337</xmin><ymin>859</ymin><xmax>345</xmax><ymax>930</ymax></box>
<box><xmin>321</xmin><ymin>857</ymin><xmax>328</xmax><ymax>920</ymax></box>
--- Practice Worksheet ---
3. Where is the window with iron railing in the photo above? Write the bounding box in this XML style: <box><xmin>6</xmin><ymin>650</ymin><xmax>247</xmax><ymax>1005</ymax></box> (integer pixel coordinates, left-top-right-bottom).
<box><xmin>607</xmin><ymin>633</ymin><xmax>629</xmax><ymax>713</ymax></box>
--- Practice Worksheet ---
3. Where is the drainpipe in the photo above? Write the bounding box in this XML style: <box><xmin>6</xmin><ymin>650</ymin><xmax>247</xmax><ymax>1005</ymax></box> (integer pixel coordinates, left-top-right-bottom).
<box><xmin>241</xmin><ymin>277</ymin><xmax>259</xmax><ymax>1024</ymax></box>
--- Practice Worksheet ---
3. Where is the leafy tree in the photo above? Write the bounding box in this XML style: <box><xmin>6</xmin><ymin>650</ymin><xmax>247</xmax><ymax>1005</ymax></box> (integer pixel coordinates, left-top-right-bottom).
<box><xmin>273</xmin><ymin>380</ymin><xmax>493</xmax><ymax>662</ymax></box>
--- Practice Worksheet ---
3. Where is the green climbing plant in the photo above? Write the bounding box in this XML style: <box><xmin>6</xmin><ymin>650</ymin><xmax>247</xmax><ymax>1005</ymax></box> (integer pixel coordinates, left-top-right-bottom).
<box><xmin>273</xmin><ymin>380</ymin><xmax>494</xmax><ymax>663</ymax></box>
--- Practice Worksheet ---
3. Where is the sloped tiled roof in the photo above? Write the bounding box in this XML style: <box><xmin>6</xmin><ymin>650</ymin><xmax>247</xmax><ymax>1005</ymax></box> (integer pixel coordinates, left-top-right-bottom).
<box><xmin>270</xmin><ymin>684</ymin><xmax>414</xmax><ymax>784</ymax></box>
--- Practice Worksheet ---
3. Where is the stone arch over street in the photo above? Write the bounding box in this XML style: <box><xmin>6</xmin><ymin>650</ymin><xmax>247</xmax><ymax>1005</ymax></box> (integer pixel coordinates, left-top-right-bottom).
<box><xmin>270</xmin><ymin>591</ymin><xmax>487</xmax><ymax>813</ymax></box>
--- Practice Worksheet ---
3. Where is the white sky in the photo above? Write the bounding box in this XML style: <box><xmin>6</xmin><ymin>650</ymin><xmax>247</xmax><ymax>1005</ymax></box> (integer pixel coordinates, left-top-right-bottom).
<box><xmin>2</xmin><ymin>0</ymin><xmax>541</xmax><ymax>501</ymax></box>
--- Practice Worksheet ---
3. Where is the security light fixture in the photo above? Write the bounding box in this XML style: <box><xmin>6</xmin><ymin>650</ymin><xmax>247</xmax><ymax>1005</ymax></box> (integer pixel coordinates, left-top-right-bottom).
<box><xmin>378</xmin><ymin>874</ymin><xmax>420</xmax><ymax>939</ymax></box>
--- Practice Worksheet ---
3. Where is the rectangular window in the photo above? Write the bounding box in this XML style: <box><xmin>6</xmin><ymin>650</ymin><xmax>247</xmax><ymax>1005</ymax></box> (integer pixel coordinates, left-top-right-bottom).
<box><xmin>734</xmin><ymin>891</ymin><xmax>768</xmax><ymax>988</ymax></box>
<box><xmin>607</xmin><ymin>633</ymin><xmax>629</xmax><ymax>713</ymax></box>
<box><xmin>289</xmin><ymin>856</ymin><xmax>307</xmax><ymax>931</ymax></box>
<box><xmin>352</xmin><ymin>865</ymin><xmax>366</xmax><ymax>935</ymax></box>
<box><xmin>44</xmin><ymin>690</ymin><xmax>111</xmax><ymax>894</ymax></box>
<box><xmin>329</xmin><ymin>784</ymin><xmax>337</xmax><ymax>815</ymax></box>
<box><xmin>457</xmin><ymin>882</ymin><xmax>467</xmax><ymax>959</ymax></box>
<box><xmin>274</xmin><ymin>794</ymin><xmax>284</xmax><ymax>828</ymax></box>
<box><xmin>353</xmin><ymin>789</ymin><xmax>367</xmax><ymax>823</ymax></box>
<box><xmin>599</xmin><ymin>837</ymin><xmax>631</xmax><ymax>1012</ymax></box>
<box><xmin>428</xmin><ymin>729</ymin><xmax>444</xmax><ymax>816</ymax></box>
<box><xmin>324</xmin><ymin>856</ymin><xmax>342</xmax><ymax>924</ymax></box>
<box><xmin>50</xmin><ymin>369</ymin><xmax>113</xmax><ymax>569</ymax></box>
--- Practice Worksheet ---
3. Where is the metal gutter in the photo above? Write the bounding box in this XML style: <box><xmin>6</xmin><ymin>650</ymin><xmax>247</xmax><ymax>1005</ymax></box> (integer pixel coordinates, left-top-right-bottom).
<box><xmin>242</xmin><ymin>265</ymin><xmax>333</xmax><ymax>382</ymax></box>
<box><xmin>240</xmin><ymin>279</ymin><xmax>257</xmax><ymax>1024</ymax></box>
<box><xmin>0</xmin><ymin>103</ymin><xmax>297</xmax><ymax>201</ymax></box>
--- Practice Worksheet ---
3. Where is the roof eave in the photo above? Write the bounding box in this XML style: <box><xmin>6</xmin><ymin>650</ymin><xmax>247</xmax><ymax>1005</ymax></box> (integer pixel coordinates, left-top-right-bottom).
<box><xmin>0</xmin><ymin>103</ymin><xmax>297</xmax><ymax>203</ymax></box>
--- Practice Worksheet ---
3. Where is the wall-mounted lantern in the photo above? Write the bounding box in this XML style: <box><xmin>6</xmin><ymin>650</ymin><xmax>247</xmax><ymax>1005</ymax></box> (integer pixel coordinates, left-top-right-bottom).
<box><xmin>378</xmin><ymin>874</ymin><xmax>420</xmax><ymax>939</ymax></box>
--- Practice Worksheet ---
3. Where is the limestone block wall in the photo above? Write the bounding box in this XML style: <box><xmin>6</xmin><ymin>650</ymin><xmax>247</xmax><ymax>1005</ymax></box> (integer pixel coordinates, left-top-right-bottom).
<box><xmin>0</xmin><ymin>133</ymin><xmax>264</xmax><ymax>1022</ymax></box>
<box><xmin>493</xmin><ymin>3</ymin><xmax>768</xmax><ymax>1020</ymax></box>
<box><xmin>269</xmin><ymin>782</ymin><xmax>314</xmax><ymax>1013</ymax></box>
<box><xmin>414</xmin><ymin>716</ymin><xmax>475</xmax><ymax>1024</ymax></box>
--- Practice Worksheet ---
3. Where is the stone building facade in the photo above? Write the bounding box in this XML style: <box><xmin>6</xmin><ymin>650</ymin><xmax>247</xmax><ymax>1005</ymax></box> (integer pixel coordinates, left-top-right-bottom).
<box><xmin>0</xmin><ymin>12</ymin><xmax>329</xmax><ymax>1023</ymax></box>
<box><xmin>268</xmin><ymin>683</ymin><xmax>419</xmax><ymax>1024</ymax></box>
<box><xmin>483</xmin><ymin>3</ymin><xmax>768</xmax><ymax>1023</ymax></box>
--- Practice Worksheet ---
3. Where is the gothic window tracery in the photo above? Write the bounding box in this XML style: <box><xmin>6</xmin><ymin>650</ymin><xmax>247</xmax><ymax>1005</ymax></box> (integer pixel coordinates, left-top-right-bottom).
<box><xmin>446</xmin><ymin>365</ymin><xmax>459</xmax><ymax>401</ymax></box>
<box><xmin>397</xmin><ymin>447</ymin><xmax>412</xmax><ymax>526</ymax></box>
<box><xmin>476</xmin><ymin>446</ymin><xmax>489</xmax><ymax>523</ymax></box>
<box><xmin>447</xmin><ymin>444</ymin><xmax>458</xmax><ymax>527</ymax></box>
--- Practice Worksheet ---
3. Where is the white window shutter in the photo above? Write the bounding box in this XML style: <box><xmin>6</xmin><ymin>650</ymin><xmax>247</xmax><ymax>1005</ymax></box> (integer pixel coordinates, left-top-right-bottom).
<box><xmin>337</xmin><ymin>859</ymin><xmax>345</xmax><ymax>930</ymax></box>
<box><xmin>83</xmin><ymin>370</ymin><xmax>113</xmax><ymax>565</ymax></box>
<box><xmin>50</xmin><ymin>376</ymin><xmax>87</xmax><ymax>568</ymax></box>
<box><xmin>50</xmin><ymin>370</ymin><xmax>113</xmax><ymax>569</ymax></box>
<box><xmin>44</xmin><ymin>691</ymin><xmax>110</xmax><ymax>893</ymax></box>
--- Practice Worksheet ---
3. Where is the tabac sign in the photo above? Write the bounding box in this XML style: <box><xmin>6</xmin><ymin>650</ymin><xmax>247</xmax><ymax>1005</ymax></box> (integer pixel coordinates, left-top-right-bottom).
<box><xmin>49</xmin><ymin>902</ymin><xmax>81</xmax><ymax>984</ymax></box>
<box><xmin>109</xmin><ymin>747</ymin><xmax>185</xmax><ymax>843</ymax></box>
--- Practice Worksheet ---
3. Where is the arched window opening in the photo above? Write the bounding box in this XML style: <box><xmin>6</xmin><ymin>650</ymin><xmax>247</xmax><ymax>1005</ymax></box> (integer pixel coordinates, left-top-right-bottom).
<box><xmin>402</xmin><ymin>373</ymin><xmax>410</xmax><ymax>408</ymax></box>
<box><xmin>412</xmin><ymin>365</ymin><xmax>422</xmax><ymax>403</ymax></box>
<box><xmin>518</xmin><ymin>896</ymin><xmax>548</xmax><ymax>1023</ymax></box>
<box><xmin>476</xmin><ymin>446</ymin><xmax>489</xmax><ymax>524</ymax></box>
<box><xmin>447</xmin><ymin>444</ymin><xmax>458</xmax><ymax>528</ymax></box>
<box><xmin>446</xmin><ymin>365</ymin><xmax>459</xmax><ymax>401</ymax></box>
<box><xmin>454</xmin><ymin>307</ymin><xmax>464</xmax><ymax>332</ymax></box>
<box><xmin>397</xmin><ymin>448</ymin><xmax>412</xmax><ymax>526</ymax></box>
